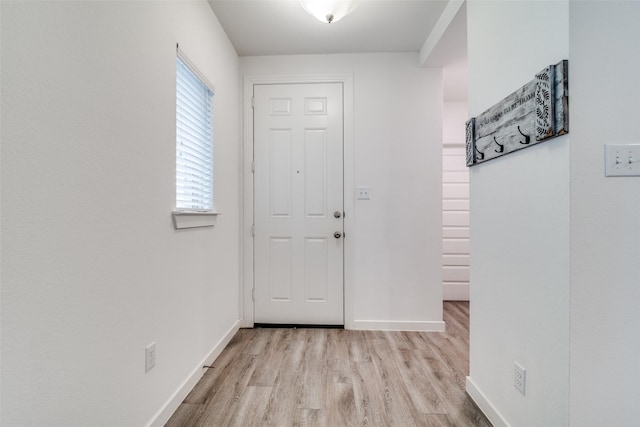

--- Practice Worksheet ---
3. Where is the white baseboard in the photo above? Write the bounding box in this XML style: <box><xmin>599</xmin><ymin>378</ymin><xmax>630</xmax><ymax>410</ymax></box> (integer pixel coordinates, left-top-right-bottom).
<box><xmin>466</xmin><ymin>376</ymin><xmax>511</xmax><ymax>427</ymax></box>
<box><xmin>351</xmin><ymin>319</ymin><xmax>445</xmax><ymax>332</ymax></box>
<box><xmin>146</xmin><ymin>320</ymin><xmax>241</xmax><ymax>427</ymax></box>
<box><xmin>443</xmin><ymin>283</ymin><xmax>469</xmax><ymax>301</ymax></box>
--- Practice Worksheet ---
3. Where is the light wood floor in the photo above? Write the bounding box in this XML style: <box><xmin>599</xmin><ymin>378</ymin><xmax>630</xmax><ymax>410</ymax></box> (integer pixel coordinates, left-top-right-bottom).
<box><xmin>166</xmin><ymin>302</ymin><xmax>491</xmax><ymax>427</ymax></box>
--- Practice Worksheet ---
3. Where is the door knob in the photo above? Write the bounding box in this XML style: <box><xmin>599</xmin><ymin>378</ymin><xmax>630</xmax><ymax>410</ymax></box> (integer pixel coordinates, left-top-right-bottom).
<box><xmin>334</xmin><ymin>211</ymin><xmax>342</xmax><ymax>218</ymax></box>
<box><xmin>334</xmin><ymin>231</ymin><xmax>342</xmax><ymax>239</ymax></box>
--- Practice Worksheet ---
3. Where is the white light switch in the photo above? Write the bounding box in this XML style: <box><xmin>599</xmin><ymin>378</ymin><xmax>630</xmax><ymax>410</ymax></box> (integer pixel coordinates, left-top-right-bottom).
<box><xmin>356</xmin><ymin>186</ymin><xmax>370</xmax><ymax>200</ymax></box>
<box><xmin>605</xmin><ymin>144</ymin><xmax>640</xmax><ymax>177</ymax></box>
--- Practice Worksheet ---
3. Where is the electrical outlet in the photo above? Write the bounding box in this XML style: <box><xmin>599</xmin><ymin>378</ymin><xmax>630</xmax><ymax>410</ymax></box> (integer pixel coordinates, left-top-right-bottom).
<box><xmin>514</xmin><ymin>362</ymin><xmax>526</xmax><ymax>395</ymax></box>
<box><xmin>145</xmin><ymin>342</ymin><xmax>156</xmax><ymax>373</ymax></box>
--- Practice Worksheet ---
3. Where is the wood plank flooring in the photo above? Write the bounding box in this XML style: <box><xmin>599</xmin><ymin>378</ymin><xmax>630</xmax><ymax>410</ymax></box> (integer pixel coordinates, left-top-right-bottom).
<box><xmin>166</xmin><ymin>302</ymin><xmax>491</xmax><ymax>427</ymax></box>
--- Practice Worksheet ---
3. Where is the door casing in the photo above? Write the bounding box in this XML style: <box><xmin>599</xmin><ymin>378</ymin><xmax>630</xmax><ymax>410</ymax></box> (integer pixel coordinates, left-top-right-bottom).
<box><xmin>242</xmin><ymin>74</ymin><xmax>354</xmax><ymax>329</ymax></box>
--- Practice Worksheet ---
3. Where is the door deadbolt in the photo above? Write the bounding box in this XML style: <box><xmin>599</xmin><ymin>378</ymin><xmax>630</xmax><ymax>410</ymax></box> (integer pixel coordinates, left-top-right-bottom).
<box><xmin>334</xmin><ymin>231</ymin><xmax>342</xmax><ymax>239</ymax></box>
<box><xmin>334</xmin><ymin>211</ymin><xmax>342</xmax><ymax>218</ymax></box>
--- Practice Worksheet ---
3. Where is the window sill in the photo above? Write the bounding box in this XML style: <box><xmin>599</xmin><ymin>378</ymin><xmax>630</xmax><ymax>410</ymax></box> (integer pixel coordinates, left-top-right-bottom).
<box><xmin>172</xmin><ymin>210</ymin><xmax>220</xmax><ymax>229</ymax></box>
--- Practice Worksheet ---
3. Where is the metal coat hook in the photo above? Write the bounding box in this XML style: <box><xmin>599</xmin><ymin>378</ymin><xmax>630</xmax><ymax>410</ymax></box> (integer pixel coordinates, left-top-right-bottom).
<box><xmin>494</xmin><ymin>136</ymin><xmax>505</xmax><ymax>153</ymax></box>
<box><xmin>518</xmin><ymin>126</ymin><xmax>531</xmax><ymax>145</ymax></box>
<box><xmin>475</xmin><ymin>145</ymin><xmax>485</xmax><ymax>160</ymax></box>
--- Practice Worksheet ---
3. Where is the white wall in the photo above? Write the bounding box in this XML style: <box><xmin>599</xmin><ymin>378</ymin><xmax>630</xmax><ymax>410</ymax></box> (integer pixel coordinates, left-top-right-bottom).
<box><xmin>241</xmin><ymin>54</ymin><xmax>444</xmax><ymax>329</ymax></box>
<box><xmin>0</xmin><ymin>1</ymin><xmax>241</xmax><ymax>425</ymax></box>
<box><xmin>466</xmin><ymin>1</ymin><xmax>570</xmax><ymax>426</ymax></box>
<box><xmin>443</xmin><ymin>102</ymin><xmax>468</xmax><ymax>145</ymax></box>
<box><xmin>569</xmin><ymin>2</ymin><xmax>640</xmax><ymax>425</ymax></box>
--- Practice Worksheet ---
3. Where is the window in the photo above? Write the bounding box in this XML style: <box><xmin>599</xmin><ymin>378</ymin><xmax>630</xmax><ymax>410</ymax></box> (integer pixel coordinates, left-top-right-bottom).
<box><xmin>176</xmin><ymin>54</ymin><xmax>214</xmax><ymax>211</ymax></box>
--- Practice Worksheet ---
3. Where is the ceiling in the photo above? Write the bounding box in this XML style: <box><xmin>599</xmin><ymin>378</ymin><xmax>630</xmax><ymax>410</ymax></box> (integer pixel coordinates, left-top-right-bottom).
<box><xmin>422</xmin><ymin>3</ymin><xmax>467</xmax><ymax>101</ymax></box>
<box><xmin>207</xmin><ymin>0</ymin><xmax>467</xmax><ymax>101</ymax></box>
<box><xmin>207</xmin><ymin>0</ymin><xmax>449</xmax><ymax>56</ymax></box>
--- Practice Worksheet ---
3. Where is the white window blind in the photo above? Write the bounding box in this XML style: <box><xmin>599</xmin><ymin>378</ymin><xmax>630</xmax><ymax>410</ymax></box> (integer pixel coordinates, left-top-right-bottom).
<box><xmin>176</xmin><ymin>55</ymin><xmax>214</xmax><ymax>211</ymax></box>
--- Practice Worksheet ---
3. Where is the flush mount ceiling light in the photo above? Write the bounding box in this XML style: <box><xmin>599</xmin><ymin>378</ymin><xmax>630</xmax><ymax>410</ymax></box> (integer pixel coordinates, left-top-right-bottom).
<box><xmin>300</xmin><ymin>0</ymin><xmax>358</xmax><ymax>24</ymax></box>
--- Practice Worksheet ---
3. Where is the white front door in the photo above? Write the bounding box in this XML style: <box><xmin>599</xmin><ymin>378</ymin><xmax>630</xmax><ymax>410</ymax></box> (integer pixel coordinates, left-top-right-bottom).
<box><xmin>253</xmin><ymin>83</ymin><xmax>344</xmax><ymax>325</ymax></box>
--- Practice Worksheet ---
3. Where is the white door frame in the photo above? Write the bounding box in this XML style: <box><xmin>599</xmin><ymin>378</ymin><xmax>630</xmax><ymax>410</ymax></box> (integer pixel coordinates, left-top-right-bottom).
<box><xmin>241</xmin><ymin>74</ymin><xmax>354</xmax><ymax>329</ymax></box>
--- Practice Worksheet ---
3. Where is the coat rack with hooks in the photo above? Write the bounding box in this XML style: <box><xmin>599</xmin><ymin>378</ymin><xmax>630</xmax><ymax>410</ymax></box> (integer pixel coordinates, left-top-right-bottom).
<box><xmin>466</xmin><ymin>60</ymin><xmax>569</xmax><ymax>167</ymax></box>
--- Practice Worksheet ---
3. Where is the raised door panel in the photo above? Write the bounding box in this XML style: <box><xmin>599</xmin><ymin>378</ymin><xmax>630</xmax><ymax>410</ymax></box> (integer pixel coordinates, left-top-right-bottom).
<box><xmin>269</xmin><ymin>238</ymin><xmax>293</xmax><ymax>301</ymax></box>
<box><xmin>304</xmin><ymin>129</ymin><xmax>327</xmax><ymax>218</ymax></box>
<box><xmin>269</xmin><ymin>130</ymin><xmax>292</xmax><ymax>218</ymax></box>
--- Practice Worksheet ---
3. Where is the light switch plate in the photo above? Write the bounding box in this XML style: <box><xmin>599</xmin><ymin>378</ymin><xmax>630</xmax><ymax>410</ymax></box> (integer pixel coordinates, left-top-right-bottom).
<box><xmin>356</xmin><ymin>186</ymin><xmax>370</xmax><ymax>200</ymax></box>
<box><xmin>605</xmin><ymin>144</ymin><xmax>640</xmax><ymax>176</ymax></box>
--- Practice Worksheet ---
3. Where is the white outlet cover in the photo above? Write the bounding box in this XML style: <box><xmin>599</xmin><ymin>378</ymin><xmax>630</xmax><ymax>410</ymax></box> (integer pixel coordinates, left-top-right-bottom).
<box><xmin>514</xmin><ymin>362</ymin><xmax>526</xmax><ymax>395</ymax></box>
<box><xmin>145</xmin><ymin>342</ymin><xmax>156</xmax><ymax>373</ymax></box>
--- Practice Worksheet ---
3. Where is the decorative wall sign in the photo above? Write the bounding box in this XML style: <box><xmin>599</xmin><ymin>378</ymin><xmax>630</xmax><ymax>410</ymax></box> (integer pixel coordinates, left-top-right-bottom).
<box><xmin>465</xmin><ymin>60</ymin><xmax>569</xmax><ymax>166</ymax></box>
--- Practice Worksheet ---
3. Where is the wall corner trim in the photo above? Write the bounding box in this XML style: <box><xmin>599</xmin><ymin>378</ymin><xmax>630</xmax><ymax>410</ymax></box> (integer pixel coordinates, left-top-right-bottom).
<box><xmin>465</xmin><ymin>376</ymin><xmax>512</xmax><ymax>427</ymax></box>
<box><xmin>145</xmin><ymin>320</ymin><xmax>241</xmax><ymax>427</ymax></box>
